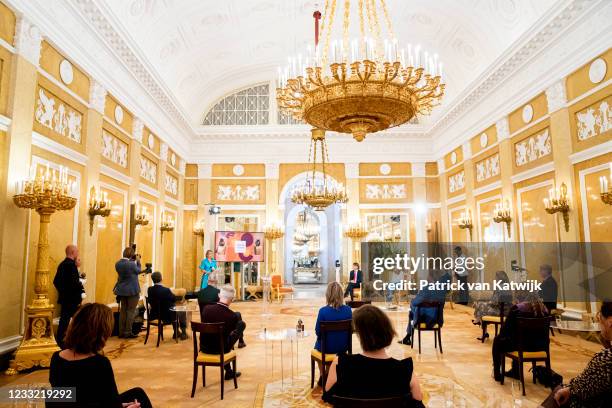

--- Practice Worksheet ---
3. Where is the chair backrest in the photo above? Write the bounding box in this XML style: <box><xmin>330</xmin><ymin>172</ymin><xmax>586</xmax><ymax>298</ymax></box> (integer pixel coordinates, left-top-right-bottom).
<box><xmin>145</xmin><ymin>296</ymin><xmax>161</xmax><ymax>319</ymax></box>
<box><xmin>333</xmin><ymin>395</ymin><xmax>407</xmax><ymax>408</ymax></box>
<box><xmin>320</xmin><ymin>319</ymin><xmax>353</xmax><ymax>357</ymax></box>
<box><xmin>271</xmin><ymin>275</ymin><xmax>281</xmax><ymax>286</ymax></box>
<box><xmin>190</xmin><ymin>321</ymin><xmax>225</xmax><ymax>360</ymax></box>
<box><xmin>415</xmin><ymin>301</ymin><xmax>444</xmax><ymax>326</ymax></box>
<box><xmin>498</xmin><ymin>301</ymin><xmax>506</xmax><ymax>323</ymax></box>
<box><xmin>516</xmin><ymin>317</ymin><xmax>550</xmax><ymax>353</ymax></box>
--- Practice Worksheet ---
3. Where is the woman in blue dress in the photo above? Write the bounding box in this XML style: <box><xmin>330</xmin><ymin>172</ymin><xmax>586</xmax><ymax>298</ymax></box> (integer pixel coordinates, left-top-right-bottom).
<box><xmin>199</xmin><ymin>250</ymin><xmax>217</xmax><ymax>289</ymax></box>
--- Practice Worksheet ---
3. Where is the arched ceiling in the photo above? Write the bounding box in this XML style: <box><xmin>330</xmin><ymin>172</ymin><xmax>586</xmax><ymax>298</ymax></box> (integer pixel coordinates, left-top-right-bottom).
<box><xmin>100</xmin><ymin>0</ymin><xmax>559</xmax><ymax>127</ymax></box>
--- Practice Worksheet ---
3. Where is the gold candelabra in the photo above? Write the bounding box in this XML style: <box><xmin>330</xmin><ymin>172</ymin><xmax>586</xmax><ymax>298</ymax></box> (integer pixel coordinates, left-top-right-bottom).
<box><xmin>600</xmin><ymin>165</ymin><xmax>611</xmax><ymax>205</ymax></box>
<box><xmin>8</xmin><ymin>164</ymin><xmax>77</xmax><ymax>374</ymax></box>
<box><xmin>264</xmin><ymin>223</ymin><xmax>284</xmax><ymax>276</ymax></box>
<box><xmin>87</xmin><ymin>186</ymin><xmax>111</xmax><ymax>236</ymax></box>
<box><xmin>277</xmin><ymin>0</ymin><xmax>444</xmax><ymax>141</ymax></box>
<box><xmin>134</xmin><ymin>206</ymin><xmax>150</xmax><ymax>227</ymax></box>
<box><xmin>160</xmin><ymin>211</ymin><xmax>175</xmax><ymax>242</ymax></box>
<box><xmin>492</xmin><ymin>199</ymin><xmax>512</xmax><ymax>238</ymax></box>
<box><xmin>543</xmin><ymin>182</ymin><xmax>570</xmax><ymax>232</ymax></box>
<box><xmin>193</xmin><ymin>219</ymin><xmax>204</xmax><ymax>237</ymax></box>
<box><xmin>291</xmin><ymin>128</ymin><xmax>348</xmax><ymax>210</ymax></box>
<box><xmin>344</xmin><ymin>223</ymin><xmax>368</xmax><ymax>264</ymax></box>
<box><xmin>458</xmin><ymin>209</ymin><xmax>473</xmax><ymax>241</ymax></box>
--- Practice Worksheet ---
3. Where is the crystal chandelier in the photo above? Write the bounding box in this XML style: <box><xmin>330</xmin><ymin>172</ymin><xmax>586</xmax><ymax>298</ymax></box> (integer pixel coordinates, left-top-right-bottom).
<box><xmin>277</xmin><ymin>0</ymin><xmax>445</xmax><ymax>141</ymax></box>
<box><xmin>296</xmin><ymin>208</ymin><xmax>320</xmax><ymax>238</ymax></box>
<box><xmin>291</xmin><ymin>128</ymin><xmax>348</xmax><ymax>210</ymax></box>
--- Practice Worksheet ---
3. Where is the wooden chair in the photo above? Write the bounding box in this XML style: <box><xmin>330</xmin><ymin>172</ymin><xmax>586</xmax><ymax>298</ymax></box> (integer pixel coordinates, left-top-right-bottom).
<box><xmin>347</xmin><ymin>300</ymin><xmax>371</xmax><ymax>308</ymax></box>
<box><xmin>410</xmin><ymin>302</ymin><xmax>444</xmax><ymax>354</ymax></box>
<box><xmin>271</xmin><ymin>275</ymin><xmax>294</xmax><ymax>302</ymax></box>
<box><xmin>549</xmin><ymin>308</ymin><xmax>565</xmax><ymax>336</ymax></box>
<box><xmin>144</xmin><ymin>296</ymin><xmax>175</xmax><ymax>347</ymax></box>
<box><xmin>501</xmin><ymin>316</ymin><xmax>551</xmax><ymax>396</ymax></box>
<box><xmin>480</xmin><ymin>302</ymin><xmax>506</xmax><ymax>343</ymax></box>
<box><xmin>311</xmin><ymin>319</ymin><xmax>353</xmax><ymax>389</ymax></box>
<box><xmin>190</xmin><ymin>321</ymin><xmax>238</xmax><ymax>400</ymax></box>
<box><xmin>333</xmin><ymin>395</ymin><xmax>406</xmax><ymax>407</ymax></box>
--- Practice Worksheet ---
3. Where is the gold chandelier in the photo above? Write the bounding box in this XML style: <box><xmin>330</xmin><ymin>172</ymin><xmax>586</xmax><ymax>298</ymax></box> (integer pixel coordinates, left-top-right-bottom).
<box><xmin>291</xmin><ymin>128</ymin><xmax>348</xmax><ymax>210</ymax></box>
<box><xmin>277</xmin><ymin>0</ymin><xmax>445</xmax><ymax>141</ymax></box>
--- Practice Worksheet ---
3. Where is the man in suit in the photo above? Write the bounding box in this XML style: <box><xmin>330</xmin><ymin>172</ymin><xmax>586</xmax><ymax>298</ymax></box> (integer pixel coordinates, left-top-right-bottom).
<box><xmin>53</xmin><ymin>244</ymin><xmax>84</xmax><ymax>348</ymax></box>
<box><xmin>200</xmin><ymin>285</ymin><xmax>246</xmax><ymax>380</ymax></box>
<box><xmin>399</xmin><ymin>270</ymin><xmax>450</xmax><ymax>345</ymax></box>
<box><xmin>198</xmin><ymin>273</ymin><xmax>220</xmax><ymax>306</ymax></box>
<box><xmin>453</xmin><ymin>246</ymin><xmax>469</xmax><ymax>305</ymax></box>
<box><xmin>539</xmin><ymin>264</ymin><xmax>558</xmax><ymax>312</ymax></box>
<box><xmin>147</xmin><ymin>271</ymin><xmax>187</xmax><ymax>340</ymax></box>
<box><xmin>343</xmin><ymin>262</ymin><xmax>363</xmax><ymax>301</ymax></box>
<box><xmin>114</xmin><ymin>246</ymin><xmax>142</xmax><ymax>338</ymax></box>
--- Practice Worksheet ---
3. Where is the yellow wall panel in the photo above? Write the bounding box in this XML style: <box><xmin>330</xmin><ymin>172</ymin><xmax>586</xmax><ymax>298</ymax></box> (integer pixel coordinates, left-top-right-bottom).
<box><xmin>568</xmin><ymin>85</ymin><xmax>612</xmax><ymax>153</ymax></box>
<box><xmin>0</xmin><ymin>1</ymin><xmax>16</xmax><ymax>46</ymax></box>
<box><xmin>447</xmin><ymin>167</ymin><xmax>465</xmax><ymax>198</ymax></box>
<box><xmin>142</xmin><ymin>127</ymin><xmax>160</xmax><ymax>156</ymax></box>
<box><xmin>511</xmin><ymin>120</ymin><xmax>552</xmax><ymax>174</ymax></box>
<box><xmin>39</xmin><ymin>41</ymin><xmax>90</xmax><ymax>102</ymax></box>
<box><xmin>509</xmin><ymin>92</ymin><xmax>548</xmax><ymax>134</ymax></box>
<box><xmin>185</xmin><ymin>163</ymin><xmax>198</xmax><ymax>178</ymax></box>
<box><xmin>470</xmin><ymin>124</ymin><xmax>498</xmax><ymax>157</ymax></box>
<box><xmin>448</xmin><ymin>204</ymin><xmax>468</xmax><ymax>242</ymax></box>
<box><xmin>426</xmin><ymin>177</ymin><xmax>440</xmax><ymax>203</ymax></box>
<box><xmin>358</xmin><ymin>178</ymin><xmax>413</xmax><ymax>203</ymax></box>
<box><xmin>134</xmin><ymin>200</ymin><xmax>155</xmax><ymax>268</ymax></box>
<box><xmin>211</xmin><ymin>179</ymin><xmax>266</xmax><ymax>204</ymax></box>
<box><xmin>0</xmin><ymin>46</ymin><xmax>11</xmax><ymax>116</ymax></box>
<box><xmin>425</xmin><ymin>162</ymin><xmax>438</xmax><ymax>176</ymax></box>
<box><xmin>212</xmin><ymin>163</ymin><xmax>265</xmax><ymax>178</ymax></box>
<box><xmin>164</xmin><ymin>168</ymin><xmax>180</xmax><ymax>199</ymax></box>
<box><xmin>444</xmin><ymin>146</ymin><xmax>463</xmax><ymax>170</ymax></box>
<box><xmin>184</xmin><ymin>179</ymin><xmax>198</xmax><ymax>205</ymax></box>
<box><xmin>104</xmin><ymin>94</ymin><xmax>133</xmax><ymax>136</ymax></box>
<box><xmin>358</xmin><ymin>162</ymin><xmax>411</xmax><ymax>177</ymax></box>
<box><xmin>101</xmin><ymin>123</ymin><xmax>131</xmax><ymax>175</ymax></box>
<box><xmin>139</xmin><ymin>152</ymin><xmax>158</xmax><ymax>189</ymax></box>
<box><xmin>566</xmin><ymin>49</ymin><xmax>612</xmax><ymax>102</ymax></box>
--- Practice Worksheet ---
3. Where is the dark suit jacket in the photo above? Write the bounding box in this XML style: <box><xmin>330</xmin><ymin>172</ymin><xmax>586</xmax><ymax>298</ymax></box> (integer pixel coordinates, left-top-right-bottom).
<box><xmin>348</xmin><ymin>270</ymin><xmax>363</xmax><ymax>285</ymax></box>
<box><xmin>113</xmin><ymin>258</ymin><xmax>141</xmax><ymax>297</ymax></box>
<box><xmin>540</xmin><ymin>276</ymin><xmax>558</xmax><ymax>311</ymax></box>
<box><xmin>53</xmin><ymin>257</ymin><xmax>83</xmax><ymax>306</ymax></box>
<box><xmin>411</xmin><ymin>272</ymin><xmax>450</xmax><ymax>327</ymax></box>
<box><xmin>498</xmin><ymin>302</ymin><xmax>550</xmax><ymax>351</ymax></box>
<box><xmin>200</xmin><ymin>302</ymin><xmax>238</xmax><ymax>354</ymax></box>
<box><xmin>198</xmin><ymin>286</ymin><xmax>220</xmax><ymax>305</ymax></box>
<box><xmin>147</xmin><ymin>284</ymin><xmax>176</xmax><ymax>322</ymax></box>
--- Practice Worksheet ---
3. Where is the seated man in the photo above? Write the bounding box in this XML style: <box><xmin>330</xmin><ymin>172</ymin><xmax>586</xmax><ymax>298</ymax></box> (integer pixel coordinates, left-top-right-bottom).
<box><xmin>147</xmin><ymin>271</ymin><xmax>187</xmax><ymax>340</ymax></box>
<box><xmin>343</xmin><ymin>262</ymin><xmax>363</xmax><ymax>301</ymax></box>
<box><xmin>538</xmin><ymin>264</ymin><xmax>558</xmax><ymax>312</ymax></box>
<box><xmin>198</xmin><ymin>273</ymin><xmax>221</xmax><ymax>306</ymax></box>
<box><xmin>200</xmin><ymin>285</ymin><xmax>246</xmax><ymax>380</ymax></box>
<box><xmin>399</xmin><ymin>270</ymin><xmax>450</xmax><ymax>345</ymax></box>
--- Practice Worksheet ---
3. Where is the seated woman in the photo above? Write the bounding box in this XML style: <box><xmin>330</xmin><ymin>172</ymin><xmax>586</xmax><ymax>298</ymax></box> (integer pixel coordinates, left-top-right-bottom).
<box><xmin>324</xmin><ymin>304</ymin><xmax>424</xmax><ymax>407</ymax></box>
<box><xmin>550</xmin><ymin>301</ymin><xmax>611</xmax><ymax>408</ymax></box>
<box><xmin>314</xmin><ymin>282</ymin><xmax>352</xmax><ymax>385</ymax></box>
<box><xmin>472</xmin><ymin>270</ymin><xmax>513</xmax><ymax>340</ymax></box>
<box><xmin>47</xmin><ymin>303</ymin><xmax>153</xmax><ymax>408</ymax></box>
<box><xmin>491</xmin><ymin>290</ymin><xmax>549</xmax><ymax>382</ymax></box>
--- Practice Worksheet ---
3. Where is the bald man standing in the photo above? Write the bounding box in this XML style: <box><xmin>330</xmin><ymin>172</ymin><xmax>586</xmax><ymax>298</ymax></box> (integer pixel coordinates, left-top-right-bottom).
<box><xmin>53</xmin><ymin>244</ymin><xmax>84</xmax><ymax>348</ymax></box>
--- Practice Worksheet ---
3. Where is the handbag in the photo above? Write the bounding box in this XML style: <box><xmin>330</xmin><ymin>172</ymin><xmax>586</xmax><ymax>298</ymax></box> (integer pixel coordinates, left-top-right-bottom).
<box><xmin>538</xmin><ymin>385</ymin><xmax>563</xmax><ymax>408</ymax></box>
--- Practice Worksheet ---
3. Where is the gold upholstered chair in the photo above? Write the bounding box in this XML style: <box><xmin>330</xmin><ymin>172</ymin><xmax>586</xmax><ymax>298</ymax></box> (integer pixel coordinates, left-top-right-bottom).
<box><xmin>480</xmin><ymin>302</ymin><xmax>506</xmax><ymax>343</ymax></box>
<box><xmin>271</xmin><ymin>274</ymin><xmax>294</xmax><ymax>302</ymax></box>
<box><xmin>410</xmin><ymin>302</ymin><xmax>444</xmax><ymax>354</ymax></box>
<box><xmin>190</xmin><ymin>321</ymin><xmax>238</xmax><ymax>400</ymax></box>
<box><xmin>311</xmin><ymin>319</ymin><xmax>353</xmax><ymax>389</ymax></box>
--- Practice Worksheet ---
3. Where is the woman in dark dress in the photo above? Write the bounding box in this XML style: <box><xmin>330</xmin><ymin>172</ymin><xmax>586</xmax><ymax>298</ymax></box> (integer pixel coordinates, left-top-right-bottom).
<box><xmin>47</xmin><ymin>303</ymin><xmax>152</xmax><ymax>408</ymax></box>
<box><xmin>324</xmin><ymin>304</ymin><xmax>424</xmax><ymax>407</ymax></box>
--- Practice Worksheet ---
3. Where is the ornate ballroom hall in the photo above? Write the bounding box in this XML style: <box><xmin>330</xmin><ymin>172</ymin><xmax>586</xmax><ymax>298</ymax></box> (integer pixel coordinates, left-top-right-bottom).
<box><xmin>0</xmin><ymin>0</ymin><xmax>610</xmax><ymax>407</ymax></box>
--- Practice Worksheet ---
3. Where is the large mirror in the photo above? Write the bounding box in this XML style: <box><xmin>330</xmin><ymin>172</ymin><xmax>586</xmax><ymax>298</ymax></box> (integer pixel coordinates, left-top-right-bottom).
<box><xmin>291</xmin><ymin>209</ymin><xmax>322</xmax><ymax>283</ymax></box>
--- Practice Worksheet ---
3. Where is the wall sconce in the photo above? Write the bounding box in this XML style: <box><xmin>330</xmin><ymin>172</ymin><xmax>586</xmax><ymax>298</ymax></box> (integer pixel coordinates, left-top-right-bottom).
<box><xmin>88</xmin><ymin>186</ymin><xmax>111</xmax><ymax>236</ymax></box>
<box><xmin>458</xmin><ymin>209</ymin><xmax>473</xmax><ymax>241</ymax></box>
<box><xmin>193</xmin><ymin>219</ymin><xmax>205</xmax><ymax>237</ymax></box>
<box><xmin>544</xmin><ymin>182</ymin><xmax>570</xmax><ymax>232</ymax></box>
<box><xmin>160</xmin><ymin>211</ymin><xmax>175</xmax><ymax>242</ymax></box>
<box><xmin>493</xmin><ymin>199</ymin><xmax>512</xmax><ymax>238</ymax></box>
<box><xmin>135</xmin><ymin>206</ymin><xmax>150</xmax><ymax>227</ymax></box>
<box><xmin>600</xmin><ymin>164</ymin><xmax>611</xmax><ymax>205</ymax></box>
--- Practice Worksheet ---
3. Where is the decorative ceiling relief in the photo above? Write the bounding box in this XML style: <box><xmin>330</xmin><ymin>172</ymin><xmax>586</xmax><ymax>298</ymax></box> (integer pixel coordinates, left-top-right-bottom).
<box><xmin>101</xmin><ymin>130</ymin><xmax>128</xmax><ymax>168</ymax></box>
<box><xmin>475</xmin><ymin>153</ymin><xmax>500</xmax><ymax>183</ymax></box>
<box><xmin>575</xmin><ymin>96</ymin><xmax>611</xmax><ymax>141</ymax></box>
<box><xmin>34</xmin><ymin>87</ymin><xmax>83</xmax><ymax>143</ymax></box>
<box><xmin>164</xmin><ymin>173</ymin><xmax>178</xmax><ymax>196</ymax></box>
<box><xmin>216</xmin><ymin>184</ymin><xmax>260</xmax><ymax>201</ymax></box>
<box><xmin>514</xmin><ymin>128</ymin><xmax>551</xmax><ymax>167</ymax></box>
<box><xmin>365</xmin><ymin>184</ymin><xmax>407</xmax><ymax>200</ymax></box>
<box><xmin>448</xmin><ymin>171</ymin><xmax>465</xmax><ymax>193</ymax></box>
<box><xmin>140</xmin><ymin>156</ymin><xmax>157</xmax><ymax>184</ymax></box>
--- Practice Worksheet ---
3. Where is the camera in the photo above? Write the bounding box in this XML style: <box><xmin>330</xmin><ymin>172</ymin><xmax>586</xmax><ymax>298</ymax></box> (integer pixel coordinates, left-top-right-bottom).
<box><xmin>209</xmin><ymin>205</ymin><xmax>221</xmax><ymax>215</ymax></box>
<box><xmin>144</xmin><ymin>263</ymin><xmax>153</xmax><ymax>274</ymax></box>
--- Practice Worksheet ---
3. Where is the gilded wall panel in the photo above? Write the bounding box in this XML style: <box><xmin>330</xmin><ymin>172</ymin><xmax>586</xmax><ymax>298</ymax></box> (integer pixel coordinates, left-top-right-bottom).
<box><xmin>447</xmin><ymin>169</ymin><xmax>465</xmax><ymax>197</ymax></box>
<box><xmin>211</xmin><ymin>179</ymin><xmax>266</xmax><ymax>204</ymax></box>
<box><xmin>569</xmin><ymin>86</ymin><xmax>612</xmax><ymax>153</ymax></box>
<box><xmin>161</xmin><ymin>209</ymin><xmax>177</xmax><ymax>287</ymax></box>
<box><xmin>511</xmin><ymin>120</ymin><xmax>552</xmax><ymax>173</ymax></box>
<box><xmin>164</xmin><ymin>171</ymin><xmax>179</xmax><ymax>198</ymax></box>
<box><xmin>167</xmin><ymin>147</ymin><xmax>181</xmax><ymax>171</ymax></box>
<box><xmin>474</xmin><ymin>151</ymin><xmax>501</xmax><ymax>188</ymax></box>
<box><xmin>425</xmin><ymin>162</ymin><xmax>438</xmax><ymax>176</ymax></box>
<box><xmin>184</xmin><ymin>179</ymin><xmax>198</xmax><ymax>205</ymax></box>
<box><xmin>0</xmin><ymin>2</ymin><xmax>15</xmax><ymax>46</ymax></box>
<box><xmin>359</xmin><ymin>178</ymin><xmax>412</xmax><ymax>203</ymax></box>
<box><xmin>444</xmin><ymin>146</ymin><xmax>463</xmax><ymax>170</ymax></box>
<box><xmin>185</xmin><ymin>163</ymin><xmax>198</xmax><ymax>178</ymax></box>
<box><xmin>142</xmin><ymin>128</ymin><xmax>160</xmax><ymax>156</ymax></box>
<box><xmin>566</xmin><ymin>49</ymin><xmax>612</xmax><ymax>102</ymax></box>
<box><xmin>101</xmin><ymin>126</ymin><xmax>129</xmax><ymax>173</ymax></box>
<box><xmin>0</xmin><ymin>46</ymin><xmax>11</xmax><ymax>117</ymax></box>
<box><xmin>95</xmin><ymin>186</ymin><xmax>126</xmax><ymax>304</ymax></box>
<box><xmin>139</xmin><ymin>153</ymin><xmax>157</xmax><ymax>188</ymax></box>
<box><xmin>104</xmin><ymin>95</ymin><xmax>133</xmax><ymax>136</ymax></box>
<box><xmin>358</xmin><ymin>162</ymin><xmax>411</xmax><ymax>177</ymax></box>
<box><xmin>475</xmin><ymin>194</ymin><xmax>505</xmax><ymax>281</ymax></box>
<box><xmin>212</xmin><ymin>163</ymin><xmax>265</xmax><ymax>178</ymax></box>
<box><xmin>39</xmin><ymin>41</ymin><xmax>90</xmax><ymax>102</ymax></box>
<box><xmin>508</xmin><ymin>92</ymin><xmax>548</xmax><ymax>135</ymax></box>
<box><xmin>135</xmin><ymin>200</ymin><xmax>155</xmax><ymax>269</ymax></box>
<box><xmin>33</xmin><ymin>76</ymin><xmax>87</xmax><ymax>153</ymax></box>
<box><xmin>470</xmin><ymin>124</ymin><xmax>498</xmax><ymax>157</ymax></box>
<box><xmin>426</xmin><ymin>177</ymin><xmax>440</xmax><ymax>203</ymax></box>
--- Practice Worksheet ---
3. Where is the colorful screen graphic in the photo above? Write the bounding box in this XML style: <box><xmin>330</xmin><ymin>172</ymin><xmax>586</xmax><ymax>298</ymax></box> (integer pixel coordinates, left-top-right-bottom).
<box><xmin>214</xmin><ymin>231</ymin><xmax>265</xmax><ymax>262</ymax></box>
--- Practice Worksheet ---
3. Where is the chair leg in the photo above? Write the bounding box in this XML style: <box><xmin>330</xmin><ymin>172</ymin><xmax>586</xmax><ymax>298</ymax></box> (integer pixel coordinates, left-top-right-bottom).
<box><xmin>434</xmin><ymin>330</ymin><xmax>438</xmax><ymax>348</ymax></box>
<box><xmin>550</xmin><ymin>327</ymin><xmax>555</xmax><ymax>337</ymax></box>
<box><xmin>156</xmin><ymin>324</ymin><xmax>162</xmax><ymax>347</ymax></box>
<box><xmin>191</xmin><ymin>364</ymin><xmax>198</xmax><ymax>398</ymax></box>
<box><xmin>501</xmin><ymin>357</ymin><xmax>506</xmax><ymax>385</ymax></box>
<box><xmin>322</xmin><ymin>362</ymin><xmax>328</xmax><ymax>390</ymax></box>
<box><xmin>494</xmin><ymin>323</ymin><xmax>499</xmax><ymax>337</ymax></box>
<box><xmin>202</xmin><ymin>365</ymin><xmax>206</xmax><ymax>387</ymax></box>
<box><xmin>310</xmin><ymin>357</ymin><xmax>315</xmax><ymax>388</ymax></box>
<box><xmin>232</xmin><ymin>360</ymin><xmax>238</xmax><ymax>389</ymax></box>
<box><xmin>519</xmin><ymin>359</ymin><xmax>526</xmax><ymax>396</ymax></box>
<box><xmin>481</xmin><ymin>324</ymin><xmax>486</xmax><ymax>343</ymax></box>
<box><xmin>410</xmin><ymin>327</ymin><xmax>415</xmax><ymax>349</ymax></box>
<box><xmin>144</xmin><ymin>322</ymin><xmax>150</xmax><ymax>345</ymax></box>
<box><xmin>418</xmin><ymin>329</ymin><xmax>422</xmax><ymax>354</ymax></box>
<box><xmin>438</xmin><ymin>329</ymin><xmax>443</xmax><ymax>354</ymax></box>
<box><xmin>220</xmin><ymin>364</ymin><xmax>225</xmax><ymax>400</ymax></box>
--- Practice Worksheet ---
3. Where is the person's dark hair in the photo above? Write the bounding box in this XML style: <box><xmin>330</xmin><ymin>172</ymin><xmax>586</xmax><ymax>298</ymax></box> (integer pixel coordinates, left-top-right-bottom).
<box><xmin>151</xmin><ymin>271</ymin><xmax>162</xmax><ymax>284</ymax></box>
<box><xmin>454</xmin><ymin>246</ymin><xmax>462</xmax><ymax>253</ymax></box>
<box><xmin>64</xmin><ymin>303</ymin><xmax>113</xmax><ymax>354</ymax></box>
<box><xmin>122</xmin><ymin>246</ymin><xmax>134</xmax><ymax>259</ymax></box>
<box><xmin>353</xmin><ymin>304</ymin><xmax>396</xmax><ymax>352</ymax></box>
<box><xmin>353</xmin><ymin>262</ymin><xmax>360</xmax><ymax>268</ymax></box>
<box><xmin>540</xmin><ymin>264</ymin><xmax>553</xmax><ymax>277</ymax></box>
<box><xmin>601</xmin><ymin>301</ymin><xmax>612</xmax><ymax>318</ymax></box>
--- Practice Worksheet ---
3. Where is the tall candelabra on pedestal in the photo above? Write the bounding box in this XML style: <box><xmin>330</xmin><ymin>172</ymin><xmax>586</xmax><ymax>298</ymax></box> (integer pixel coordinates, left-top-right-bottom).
<box><xmin>344</xmin><ymin>223</ymin><xmax>368</xmax><ymax>268</ymax></box>
<box><xmin>263</xmin><ymin>224</ymin><xmax>284</xmax><ymax>316</ymax></box>
<box><xmin>7</xmin><ymin>165</ymin><xmax>77</xmax><ymax>374</ymax></box>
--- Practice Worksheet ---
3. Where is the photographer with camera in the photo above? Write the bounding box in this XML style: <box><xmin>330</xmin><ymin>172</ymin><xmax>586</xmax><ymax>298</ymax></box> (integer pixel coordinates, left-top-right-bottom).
<box><xmin>114</xmin><ymin>246</ymin><xmax>143</xmax><ymax>339</ymax></box>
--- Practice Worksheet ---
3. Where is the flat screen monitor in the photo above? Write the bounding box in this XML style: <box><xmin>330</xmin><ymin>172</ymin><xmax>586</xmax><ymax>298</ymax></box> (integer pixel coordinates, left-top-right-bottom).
<box><xmin>214</xmin><ymin>231</ymin><xmax>265</xmax><ymax>262</ymax></box>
